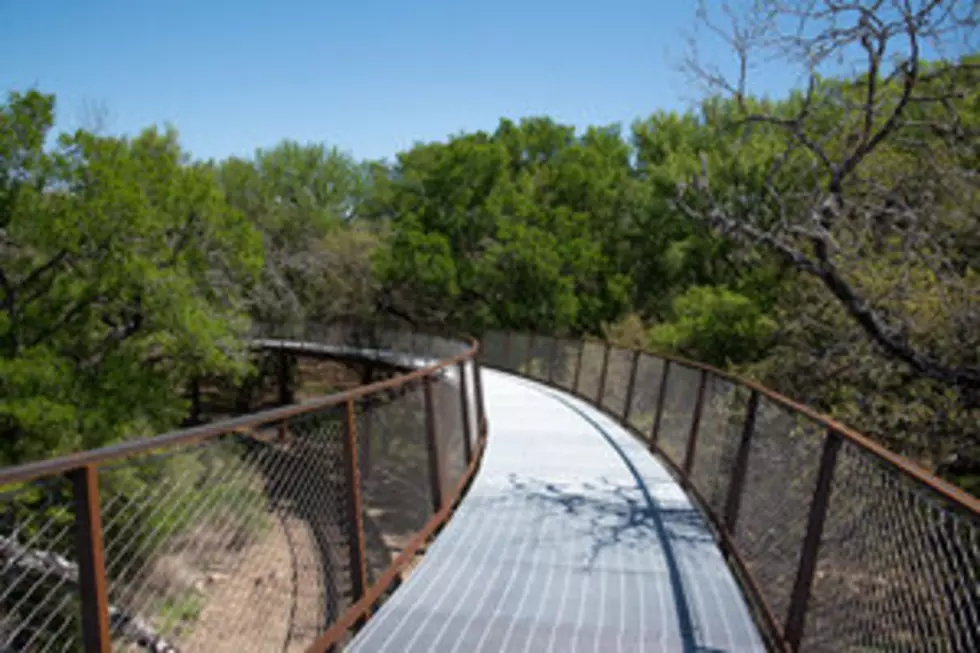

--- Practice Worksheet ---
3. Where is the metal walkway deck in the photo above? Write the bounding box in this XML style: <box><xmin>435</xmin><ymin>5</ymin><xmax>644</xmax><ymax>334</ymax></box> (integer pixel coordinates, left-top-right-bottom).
<box><xmin>348</xmin><ymin>369</ymin><xmax>765</xmax><ymax>652</ymax></box>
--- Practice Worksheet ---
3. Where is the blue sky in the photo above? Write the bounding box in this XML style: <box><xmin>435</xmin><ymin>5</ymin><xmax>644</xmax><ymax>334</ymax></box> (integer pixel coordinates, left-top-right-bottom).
<box><xmin>1</xmin><ymin>0</ymin><xmax>799</xmax><ymax>162</ymax></box>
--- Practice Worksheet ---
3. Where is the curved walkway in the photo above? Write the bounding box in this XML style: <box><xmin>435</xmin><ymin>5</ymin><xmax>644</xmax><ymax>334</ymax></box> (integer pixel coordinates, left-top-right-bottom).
<box><xmin>348</xmin><ymin>369</ymin><xmax>765</xmax><ymax>652</ymax></box>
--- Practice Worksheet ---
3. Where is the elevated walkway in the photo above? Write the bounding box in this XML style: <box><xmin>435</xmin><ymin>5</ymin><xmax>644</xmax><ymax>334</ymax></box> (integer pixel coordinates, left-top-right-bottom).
<box><xmin>349</xmin><ymin>369</ymin><xmax>764</xmax><ymax>652</ymax></box>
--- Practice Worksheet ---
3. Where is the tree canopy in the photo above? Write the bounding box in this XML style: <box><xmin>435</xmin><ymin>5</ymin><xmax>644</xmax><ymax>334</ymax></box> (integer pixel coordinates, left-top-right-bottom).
<box><xmin>0</xmin><ymin>90</ymin><xmax>262</xmax><ymax>465</ymax></box>
<box><xmin>2</xmin><ymin>26</ymin><xmax>977</xmax><ymax>491</ymax></box>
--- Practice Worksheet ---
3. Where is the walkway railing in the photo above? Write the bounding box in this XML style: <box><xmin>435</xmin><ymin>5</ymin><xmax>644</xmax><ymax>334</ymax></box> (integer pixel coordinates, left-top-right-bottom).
<box><xmin>0</xmin><ymin>326</ymin><xmax>487</xmax><ymax>653</ymax></box>
<box><xmin>480</xmin><ymin>330</ymin><xmax>979</xmax><ymax>653</ymax></box>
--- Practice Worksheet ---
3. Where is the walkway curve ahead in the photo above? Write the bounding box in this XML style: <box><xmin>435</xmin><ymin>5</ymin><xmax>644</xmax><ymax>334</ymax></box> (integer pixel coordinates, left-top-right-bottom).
<box><xmin>348</xmin><ymin>368</ymin><xmax>765</xmax><ymax>652</ymax></box>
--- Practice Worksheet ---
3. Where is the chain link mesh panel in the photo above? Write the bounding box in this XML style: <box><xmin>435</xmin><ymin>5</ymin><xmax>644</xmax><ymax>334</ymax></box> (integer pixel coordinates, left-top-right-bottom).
<box><xmin>732</xmin><ymin>397</ymin><xmax>826</xmax><ymax>632</ymax></box>
<box><xmin>656</xmin><ymin>363</ymin><xmax>700</xmax><ymax>467</ymax></box>
<box><xmin>577</xmin><ymin>341</ymin><xmax>605</xmax><ymax>401</ymax></box>
<box><xmin>600</xmin><ymin>347</ymin><xmax>633</xmax><ymax>417</ymax></box>
<box><xmin>433</xmin><ymin>372</ymin><xmax>467</xmax><ymax>501</ymax></box>
<box><xmin>550</xmin><ymin>338</ymin><xmax>579</xmax><ymax>391</ymax></box>
<box><xmin>1</xmin><ymin>477</ymin><xmax>81</xmax><ymax>653</ymax></box>
<box><xmin>355</xmin><ymin>383</ymin><xmax>432</xmax><ymax>589</ymax></box>
<box><xmin>479</xmin><ymin>331</ymin><xmax>507</xmax><ymax>370</ymax></box>
<box><xmin>689</xmin><ymin>377</ymin><xmax>750</xmax><ymax>518</ymax></box>
<box><xmin>626</xmin><ymin>353</ymin><xmax>665</xmax><ymax>438</ymax></box>
<box><xmin>509</xmin><ymin>333</ymin><xmax>531</xmax><ymax>375</ymax></box>
<box><xmin>96</xmin><ymin>407</ymin><xmax>352</xmax><ymax>653</ymax></box>
<box><xmin>801</xmin><ymin>440</ymin><xmax>980</xmax><ymax>653</ymax></box>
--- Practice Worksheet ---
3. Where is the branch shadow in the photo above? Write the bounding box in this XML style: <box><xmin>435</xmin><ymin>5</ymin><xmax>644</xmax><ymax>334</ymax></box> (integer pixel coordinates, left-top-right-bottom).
<box><xmin>500</xmin><ymin>384</ymin><xmax>736</xmax><ymax>653</ymax></box>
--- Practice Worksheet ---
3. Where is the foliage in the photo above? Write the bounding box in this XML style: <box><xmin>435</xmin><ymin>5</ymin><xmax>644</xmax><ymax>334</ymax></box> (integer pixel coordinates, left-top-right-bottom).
<box><xmin>216</xmin><ymin>142</ymin><xmax>376</xmax><ymax>329</ymax></box>
<box><xmin>649</xmin><ymin>286</ymin><xmax>777</xmax><ymax>367</ymax></box>
<box><xmin>1</xmin><ymin>33</ymin><xmax>976</xmax><ymax>494</ymax></box>
<box><xmin>366</xmin><ymin>118</ymin><xmax>635</xmax><ymax>334</ymax></box>
<box><xmin>0</xmin><ymin>90</ymin><xmax>262</xmax><ymax>466</ymax></box>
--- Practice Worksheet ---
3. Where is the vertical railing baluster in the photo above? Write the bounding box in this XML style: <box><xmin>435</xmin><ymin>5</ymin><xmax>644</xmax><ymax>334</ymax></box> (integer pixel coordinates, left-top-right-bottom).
<box><xmin>360</xmin><ymin>363</ymin><xmax>375</xmax><ymax>479</ymax></box>
<box><xmin>341</xmin><ymin>399</ymin><xmax>368</xmax><ymax>626</ymax></box>
<box><xmin>474</xmin><ymin>356</ymin><xmax>487</xmax><ymax>436</ymax></box>
<box><xmin>622</xmin><ymin>350</ymin><xmax>641</xmax><ymax>426</ymax></box>
<box><xmin>784</xmin><ymin>429</ymin><xmax>842</xmax><ymax>651</ymax></box>
<box><xmin>278</xmin><ymin>348</ymin><xmax>293</xmax><ymax>406</ymax></box>
<box><xmin>596</xmin><ymin>342</ymin><xmax>611</xmax><ymax>406</ymax></box>
<box><xmin>682</xmin><ymin>369</ymin><xmax>709</xmax><ymax>477</ymax></box>
<box><xmin>458</xmin><ymin>361</ymin><xmax>474</xmax><ymax>464</ymax></box>
<box><xmin>723</xmin><ymin>390</ymin><xmax>760</xmax><ymax>536</ymax></box>
<box><xmin>70</xmin><ymin>465</ymin><xmax>111</xmax><ymax>653</ymax></box>
<box><xmin>423</xmin><ymin>376</ymin><xmax>445</xmax><ymax>512</ymax></box>
<box><xmin>528</xmin><ymin>332</ymin><xmax>537</xmax><ymax>378</ymax></box>
<box><xmin>649</xmin><ymin>360</ymin><xmax>671</xmax><ymax>448</ymax></box>
<box><xmin>548</xmin><ymin>336</ymin><xmax>559</xmax><ymax>386</ymax></box>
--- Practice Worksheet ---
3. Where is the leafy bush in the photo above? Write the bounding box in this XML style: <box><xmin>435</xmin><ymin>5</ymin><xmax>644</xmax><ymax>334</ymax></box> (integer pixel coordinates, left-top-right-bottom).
<box><xmin>649</xmin><ymin>285</ymin><xmax>776</xmax><ymax>366</ymax></box>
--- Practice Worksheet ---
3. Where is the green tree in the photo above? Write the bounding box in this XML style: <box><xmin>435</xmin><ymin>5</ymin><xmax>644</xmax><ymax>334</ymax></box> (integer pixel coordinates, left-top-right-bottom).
<box><xmin>0</xmin><ymin>90</ymin><xmax>262</xmax><ymax>465</ymax></box>
<box><xmin>368</xmin><ymin>118</ymin><xmax>635</xmax><ymax>334</ymax></box>
<box><xmin>217</xmin><ymin>141</ymin><xmax>376</xmax><ymax>328</ymax></box>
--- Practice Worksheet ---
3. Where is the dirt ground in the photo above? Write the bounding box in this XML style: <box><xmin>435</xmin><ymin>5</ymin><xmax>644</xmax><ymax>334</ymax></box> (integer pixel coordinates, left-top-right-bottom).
<box><xmin>181</xmin><ymin>512</ymin><xmax>329</xmax><ymax>653</ymax></box>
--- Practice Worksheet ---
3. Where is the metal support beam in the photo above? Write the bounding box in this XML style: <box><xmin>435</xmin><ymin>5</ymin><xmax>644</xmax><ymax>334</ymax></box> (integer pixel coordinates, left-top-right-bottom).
<box><xmin>458</xmin><ymin>362</ymin><xmax>474</xmax><ymax>464</ymax></box>
<box><xmin>784</xmin><ymin>430</ymin><xmax>842</xmax><ymax>651</ymax></box>
<box><xmin>723</xmin><ymin>390</ymin><xmax>760</xmax><ymax>536</ymax></box>
<box><xmin>342</xmin><ymin>399</ymin><xmax>368</xmax><ymax>627</ymax></box>
<box><xmin>423</xmin><ymin>377</ymin><xmax>445</xmax><ymax>512</ymax></box>
<box><xmin>622</xmin><ymin>350</ymin><xmax>641</xmax><ymax>425</ymax></box>
<box><xmin>650</xmin><ymin>361</ymin><xmax>671</xmax><ymax>448</ymax></box>
<box><xmin>596</xmin><ymin>342</ymin><xmax>611</xmax><ymax>406</ymax></box>
<box><xmin>682</xmin><ymin>370</ymin><xmax>709</xmax><ymax>477</ymax></box>
<box><xmin>70</xmin><ymin>465</ymin><xmax>111</xmax><ymax>653</ymax></box>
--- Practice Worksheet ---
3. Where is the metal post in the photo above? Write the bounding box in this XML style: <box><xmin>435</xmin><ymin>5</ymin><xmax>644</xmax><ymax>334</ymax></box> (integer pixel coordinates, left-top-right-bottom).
<box><xmin>277</xmin><ymin>350</ymin><xmax>292</xmax><ymax>440</ymax></box>
<box><xmin>423</xmin><ymin>376</ymin><xmax>445</xmax><ymax>512</ymax></box>
<box><xmin>622</xmin><ymin>350</ymin><xmax>641</xmax><ymax>425</ymax></box>
<box><xmin>278</xmin><ymin>348</ymin><xmax>293</xmax><ymax>406</ymax></box>
<box><xmin>723</xmin><ymin>390</ymin><xmax>760</xmax><ymax>535</ymax></box>
<box><xmin>682</xmin><ymin>369</ymin><xmax>709</xmax><ymax>477</ymax></box>
<box><xmin>359</xmin><ymin>364</ymin><xmax>374</xmax><ymax>479</ymax></box>
<box><xmin>596</xmin><ymin>342</ymin><xmax>611</xmax><ymax>405</ymax></box>
<box><xmin>458</xmin><ymin>361</ymin><xmax>474</xmax><ymax>464</ymax></box>
<box><xmin>784</xmin><ymin>430</ymin><xmax>842</xmax><ymax>651</ymax></box>
<box><xmin>649</xmin><ymin>360</ymin><xmax>671</xmax><ymax>449</ymax></box>
<box><xmin>341</xmin><ymin>400</ymin><xmax>368</xmax><ymax>624</ymax></box>
<box><xmin>528</xmin><ymin>332</ymin><xmax>537</xmax><ymax>378</ymax></box>
<box><xmin>70</xmin><ymin>465</ymin><xmax>111</xmax><ymax>653</ymax></box>
<box><xmin>548</xmin><ymin>337</ymin><xmax>559</xmax><ymax>385</ymax></box>
<box><xmin>473</xmin><ymin>357</ymin><xmax>487</xmax><ymax>436</ymax></box>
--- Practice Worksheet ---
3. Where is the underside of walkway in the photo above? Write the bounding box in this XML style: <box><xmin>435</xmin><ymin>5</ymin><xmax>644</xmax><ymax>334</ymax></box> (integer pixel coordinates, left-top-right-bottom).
<box><xmin>348</xmin><ymin>368</ymin><xmax>765</xmax><ymax>652</ymax></box>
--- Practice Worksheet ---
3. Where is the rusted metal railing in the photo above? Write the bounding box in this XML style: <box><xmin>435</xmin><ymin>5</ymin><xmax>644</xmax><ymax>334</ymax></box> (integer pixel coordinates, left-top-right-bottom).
<box><xmin>482</xmin><ymin>330</ymin><xmax>980</xmax><ymax>653</ymax></box>
<box><xmin>0</xmin><ymin>325</ymin><xmax>487</xmax><ymax>653</ymax></box>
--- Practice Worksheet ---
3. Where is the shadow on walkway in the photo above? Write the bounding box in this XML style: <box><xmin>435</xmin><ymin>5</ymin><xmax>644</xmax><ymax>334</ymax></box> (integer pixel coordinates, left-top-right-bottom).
<box><xmin>499</xmin><ymin>384</ymin><xmax>728</xmax><ymax>653</ymax></box>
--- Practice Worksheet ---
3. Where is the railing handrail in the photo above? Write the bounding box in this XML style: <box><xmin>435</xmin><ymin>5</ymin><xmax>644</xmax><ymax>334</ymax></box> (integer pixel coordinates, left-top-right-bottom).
<box><xmin>567</xmin><ymin>333</ymin><xmax>979</xmax><ymax>516</ymax></box>
<box><xmin>485</xmin><ymin>330</ymin><xmax>978</xmax><ymax>653</ymax></box>
<box><xmin>0</xmin><ymin>336</ymin><xmax>480</xmax><ymax>488</ymax></box>
<box><xmin>1</xmin><ymin>329</ymin><xmax>488</xmax><ymax>653</ymax></box>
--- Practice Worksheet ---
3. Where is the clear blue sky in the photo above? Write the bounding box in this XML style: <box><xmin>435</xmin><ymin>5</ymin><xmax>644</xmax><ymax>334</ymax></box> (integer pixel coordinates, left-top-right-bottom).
<box><xmin>1</xmin><ymin>0</ymin><xmax>797</xmax><ymax>162</ymax></box>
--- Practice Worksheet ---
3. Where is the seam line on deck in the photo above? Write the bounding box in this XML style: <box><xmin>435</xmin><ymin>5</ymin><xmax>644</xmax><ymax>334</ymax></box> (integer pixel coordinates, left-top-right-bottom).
<box><xmin>517</xmin><ymin>378</ymin><xmax>700</xmax><ymax>653</ymax></box>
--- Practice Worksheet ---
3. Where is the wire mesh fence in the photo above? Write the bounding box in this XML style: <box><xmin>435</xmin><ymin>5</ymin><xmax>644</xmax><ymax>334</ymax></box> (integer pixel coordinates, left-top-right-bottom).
<box><xmin>480</xmin><ymin>330</ymin><xmax>980</xmax><ymax>653</ymax></box>
<box><xmin>577</xmin><ymin>340</ymin><xmax>606</xmax><ymax>402</ymax></box>
<box><xmin>0</xmin><ymin>328</ymin><xmax>485</xmax><ymax>653</ymax></box>
<box><xmin>0</xmin><ymin>477</ymin><xmax>81</xmax><ymax>653</ymax></box>
<box><xmin>625</xmin><ymin>353</ymin><xmax>666</xmax><ymax>436</ymax></box>
<box><xmin>355</xmin><ymin>383</ymin><xmax>432</xmax><ymax>589</ymax></box>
